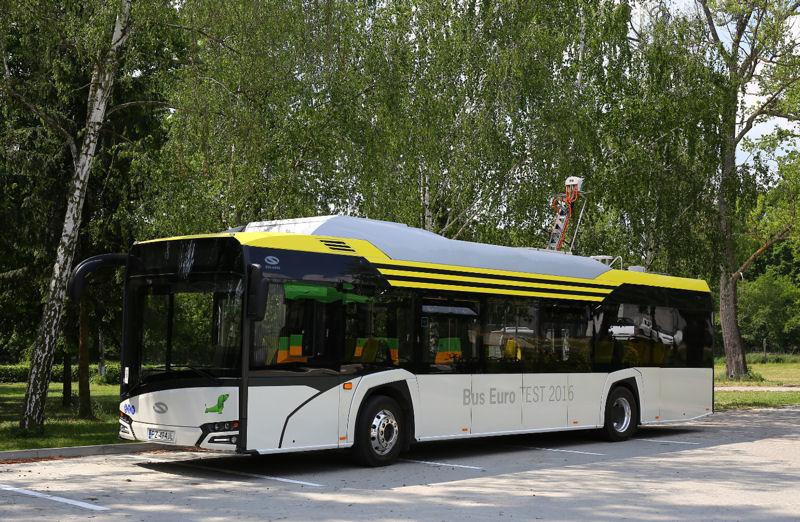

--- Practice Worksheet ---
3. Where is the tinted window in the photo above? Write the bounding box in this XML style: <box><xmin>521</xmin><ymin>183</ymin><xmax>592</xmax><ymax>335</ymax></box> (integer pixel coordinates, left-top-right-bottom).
<box><xmin>530</xmin><ymin>301</ymin><xmax>592</xmax><ymax>372</ymax></box>
<box><xmin>420</xmin><ymin>300</ymin><xmax>479</xmax><ymax>373</ymax></box>
<box><xmin>251</xmin><ymin>282</ymin><xmax>343</xmax><ymax>368</ymax></box>
<box><xmin>344</xmin><ymin>294</ymin><xmax>414</xmax><ymax>366</ymax></box>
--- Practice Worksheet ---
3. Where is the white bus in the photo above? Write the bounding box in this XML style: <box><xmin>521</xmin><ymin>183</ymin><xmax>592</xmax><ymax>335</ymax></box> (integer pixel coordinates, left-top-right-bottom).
<box><xmin>77</xmin><ymin>216</ymin><xmax>713</xmax><ymax>466</ymax></box>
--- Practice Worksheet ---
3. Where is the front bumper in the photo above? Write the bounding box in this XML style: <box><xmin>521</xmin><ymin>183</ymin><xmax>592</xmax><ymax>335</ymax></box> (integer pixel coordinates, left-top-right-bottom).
<box><xmin>119</xmin><ymin>418</ymin><xmax>238</xmax><ymax>452</ymax></box>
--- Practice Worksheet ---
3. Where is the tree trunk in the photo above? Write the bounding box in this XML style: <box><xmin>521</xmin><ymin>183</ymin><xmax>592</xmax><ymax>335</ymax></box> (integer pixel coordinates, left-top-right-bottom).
<box><xmin>78</xmin><ymin>300</ymin><xmax>92</xmax><ymax>418</ymax></box>
<box><xmin>719</xmin><ymin>272</ymin><xmax>747</xmax><ymax>378</ymax></box>
<box><xmin>19</xmin><ymin>0</ymin><xmax>132</xmax><ymax>431</ymax></box>
<box><xmin>716</xmin><ymin>86</ymin><xmax>749</xmax><ymax>379</ymax></box>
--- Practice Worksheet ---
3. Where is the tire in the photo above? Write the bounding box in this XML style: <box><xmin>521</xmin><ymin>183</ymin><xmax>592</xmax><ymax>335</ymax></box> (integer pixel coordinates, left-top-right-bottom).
<box><xmin>602</xmin><ymin>386</ymin><xmax>638</xmax><ymax>442</ymax></box>
<box><xmin>353</xmin><ymin>395</ymin><xmax>404</xmax><ymax>467</ymax></box>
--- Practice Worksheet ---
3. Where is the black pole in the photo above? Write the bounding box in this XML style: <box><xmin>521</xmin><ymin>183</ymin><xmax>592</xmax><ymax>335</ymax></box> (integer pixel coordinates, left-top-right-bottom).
<box><xmin>62</xmin><ymin>350</ymin><xmax>72</xmax><ymax>407</ymax></box>
<box><xmin>165</xmin><ymin>293</ymin><xmax>174</xmax><ymax>371</ymax></box>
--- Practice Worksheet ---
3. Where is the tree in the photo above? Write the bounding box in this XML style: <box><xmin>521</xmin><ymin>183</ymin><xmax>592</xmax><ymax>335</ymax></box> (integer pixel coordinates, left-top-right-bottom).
<box><xmin>738</xmin><ymin>269</ymin><xmax>800</xmax><ymax>352</ymax></box>
<box><xmin>1</xmin><ymin>0</ymin><xmax>180</xmax><ymax>431</ymax></box>
<box><xmin>694</xmin><ymin>0</ymin><xmax>800</xmax><ymax>377</ymax></box>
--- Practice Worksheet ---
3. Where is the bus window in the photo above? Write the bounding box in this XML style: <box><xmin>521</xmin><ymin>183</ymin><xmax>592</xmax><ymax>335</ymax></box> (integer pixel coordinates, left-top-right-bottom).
<box><xmin>481</xmin><ymin>300</ymin><xmax>532</xmax><ymax>373</ymax></box>
<box><xmin>595</xmin><ymin>303</ymin><xmax>654</xmax><ymax>369</ymax></box>
<box><xmin>675</xmin><ymin>309</ymin><xmax>714</xmax><ymax>368</ymax></box>
<box><xmin>653</xmin><ymin>306</ymin><xmax>683</xmax><ymax>366</ymax></box>
<box><xmin>532</xmin><ymin>302</ymin><xmax>591</xmax><ymax>372</ymax></box>
<box><xmin>251</xmin><ymin>281</ymin><xmax>354</xmax><ymax>369</ymax></box>
<box><xmin>420</xmin><ymin>301</ymin><xmax>478</xmax><ymax>373</ymax></box>
<box><xmin>343</xmin><ymin>293</ymin><xmax>414</xmax><ymax>367</ymax></box>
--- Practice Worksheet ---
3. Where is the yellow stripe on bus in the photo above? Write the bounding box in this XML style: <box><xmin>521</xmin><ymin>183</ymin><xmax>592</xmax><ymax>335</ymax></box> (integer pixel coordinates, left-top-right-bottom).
<box><xmin>385</xmin><ymin>279</ymin><xmax>606</xmax><ymax>302</ymax></box>
<box><xmin>377</xmin><ymin>268</ymin><xmax>614</xmax><ymax>295</ymax></box>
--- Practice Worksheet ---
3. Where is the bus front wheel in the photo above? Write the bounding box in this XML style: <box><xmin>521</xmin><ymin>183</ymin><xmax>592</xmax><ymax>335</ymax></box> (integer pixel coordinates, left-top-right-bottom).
<box><xmin>353</xmin><ymin>395</ymin><xmax>403</xmax><ymax>466</ymax></box>
<box><xmin>602</xmin><ymin>386</ymin><xmax>638</xmax><ymax>442</ymax></box>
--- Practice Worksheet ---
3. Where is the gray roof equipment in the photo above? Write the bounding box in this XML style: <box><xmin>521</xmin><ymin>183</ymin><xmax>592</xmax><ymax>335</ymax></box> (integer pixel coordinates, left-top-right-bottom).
<box><xmin>243</xmin><ymin>215</ymin><xmax>610</xmax><ymax>280</ymax></box>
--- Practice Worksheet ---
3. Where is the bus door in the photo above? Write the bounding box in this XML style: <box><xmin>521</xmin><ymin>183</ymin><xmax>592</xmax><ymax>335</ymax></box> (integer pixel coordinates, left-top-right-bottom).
<box><xmin>246</xmin><ymin>285</ymin><xmax>342</xmax><ymax>452</ymax></box>
<box><xmin>414</xmin><ymin>303</ymin><xmax>475</xmax><ymax>438</ymax></box>
<box><xmin>521</xmin><ymin>302</ymin><xmax>569</xmax><ymax>430</ymax></box>
<box><xmin>472</xmin><ymin>300</ymin><xmax>523</xmax><ymax>434</ymax></box>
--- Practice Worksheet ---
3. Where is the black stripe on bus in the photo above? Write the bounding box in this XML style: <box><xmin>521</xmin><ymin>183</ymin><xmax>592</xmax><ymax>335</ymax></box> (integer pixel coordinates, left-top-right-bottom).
<box><xmin>373</xmin><ymin>263</ymin><xmax>616</xmax><ymax>290</ymax></box>
<box><xmin>383</xmin><ymin>274</ymin><xmax>608</xmax><ymax>298</ymax></box>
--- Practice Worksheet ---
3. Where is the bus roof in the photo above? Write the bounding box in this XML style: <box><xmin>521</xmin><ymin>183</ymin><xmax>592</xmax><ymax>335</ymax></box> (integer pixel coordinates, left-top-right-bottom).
<box><xmin>137</xmin><ymin>215</ymin><xmax>711</xmax><ymax>294</ymax></box>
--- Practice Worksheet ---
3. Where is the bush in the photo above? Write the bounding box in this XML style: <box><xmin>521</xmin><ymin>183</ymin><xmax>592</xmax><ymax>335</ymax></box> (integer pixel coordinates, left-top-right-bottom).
<box><xmin>0</xmin><ymin>362</ymin><xmax>121</xmax><ymax>384</ymax></box>
<box><xmin>0</xmin><ymin>364</ymin><xmax>29</xmax><ymax>382</ymax></box>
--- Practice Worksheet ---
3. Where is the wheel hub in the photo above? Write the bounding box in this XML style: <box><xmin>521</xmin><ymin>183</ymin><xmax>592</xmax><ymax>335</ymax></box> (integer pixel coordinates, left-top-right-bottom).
<box><xmin>612</xmin><ymin>396</ymin><xmax>632</xmax><ymax>433</ymax></box>
<box><xmin>370</xmin><ymin>409</ymin><xmax>399</xmax><ymax>456</ymax></box>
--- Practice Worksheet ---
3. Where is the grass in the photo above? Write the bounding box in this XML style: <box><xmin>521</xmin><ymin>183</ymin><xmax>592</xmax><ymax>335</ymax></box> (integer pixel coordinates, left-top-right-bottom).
<box><xmin>0</xmin><ymin>382</ymin><xmax>122</xmax><ymax>452</ymax></box>
<box><xmin>714</xmin><ymin>362</ymin><xmax>800</xmax><ymax>386</ymax></box>
<box><xmin>715</xmin><ymin>390</ymin><xmax>800</xmax><ymax>411</ymax></box>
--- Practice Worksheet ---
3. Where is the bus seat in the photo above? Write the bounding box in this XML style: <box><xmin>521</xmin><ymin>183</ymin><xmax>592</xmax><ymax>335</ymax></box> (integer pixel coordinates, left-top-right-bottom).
<box><xmin>435</xmin><ymin>337</ymin><xmax>462</xmax><ymax>364</ymax></box>
<box><xmin>277</xmin><ymin>334</ymin><xmax>307</xmax><ymax>363</ymax></box>
<box><xmin>360</xmin><ymin>337</ymin><xmax>381</xmax><ymax>363</ymax></box>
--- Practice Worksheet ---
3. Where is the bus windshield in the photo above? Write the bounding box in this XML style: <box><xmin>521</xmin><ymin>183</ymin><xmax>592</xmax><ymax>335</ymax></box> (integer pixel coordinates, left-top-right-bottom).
<box><xmin>125</xmin><ymin>275</ymin><xmax>243</xmax><ymax>389</ymax></box>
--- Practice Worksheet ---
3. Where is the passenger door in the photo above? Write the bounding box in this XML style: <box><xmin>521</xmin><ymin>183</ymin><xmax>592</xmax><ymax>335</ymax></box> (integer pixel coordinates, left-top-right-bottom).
<box><xmin>414</xmin><ymin>304</ymin><xmax>476</xmax><ymax>439</ymax></box>
<box><xmin>472</xmin><ymin>300</ymin><xmax>523</xmax><ymax>435</ymax></box>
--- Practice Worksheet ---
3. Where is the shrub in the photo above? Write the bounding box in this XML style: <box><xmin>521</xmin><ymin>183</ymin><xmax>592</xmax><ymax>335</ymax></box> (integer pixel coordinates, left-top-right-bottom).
<box><xmin>0</xmin><ymin>364</ymin><xmax>29</xmax><ymax>383</ymax></box>
<box><xmin>0</xmin><ymin>362</ymin><xmax>121</xmax><ymax>384</ymax></box>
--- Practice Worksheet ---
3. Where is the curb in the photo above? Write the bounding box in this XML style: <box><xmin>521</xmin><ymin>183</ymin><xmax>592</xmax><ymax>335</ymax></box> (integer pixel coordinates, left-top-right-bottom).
<box><xmin>0</xmin><ymin>442</ymin><xmax>178</xmax><ymax>462</ymax></box>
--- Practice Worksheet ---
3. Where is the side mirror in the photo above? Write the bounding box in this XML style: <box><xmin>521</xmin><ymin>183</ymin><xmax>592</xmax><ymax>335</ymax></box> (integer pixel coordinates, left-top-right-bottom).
<box><xmin>246</xmin><ymin>263</ymin><xmax>268</xmax><ymax>319</ymax></box>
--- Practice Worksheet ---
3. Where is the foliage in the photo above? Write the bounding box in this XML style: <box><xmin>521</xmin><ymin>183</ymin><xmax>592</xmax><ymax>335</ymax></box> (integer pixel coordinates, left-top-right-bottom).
<box><xmin>0</xmin><ymin>1</ymin><xmax>798</xmax><ymax>398</ymax></box>
<box><xmin>0</xmin><ymin>363</ymin><xmax>121</xmax><ymax>384</ymax></box>
<box><xmin>738</xmin><ymin>270</ymin><xmax>800</xmax><ymax>352</ymax></box>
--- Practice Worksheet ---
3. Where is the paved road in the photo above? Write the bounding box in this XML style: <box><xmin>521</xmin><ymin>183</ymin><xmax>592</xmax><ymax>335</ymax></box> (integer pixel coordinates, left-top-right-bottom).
<box><xmin>1</xmin><ymin>408</ymin><xmax>799</xmax><ymax>521</ymax></box>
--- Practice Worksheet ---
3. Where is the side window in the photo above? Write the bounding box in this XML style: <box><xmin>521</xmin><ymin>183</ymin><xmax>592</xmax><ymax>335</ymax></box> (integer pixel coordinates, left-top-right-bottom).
<box><xmin>482</xmin><ymin>300</ymin><xmax>523</xmax><ymax>373</ymax></box>
<box><xmin>250</xmin><ymin>282</ymin><xmax>343</xmax><ymax>369</ymax></box>
<box><xmin>675</xmin><ymin>309</ymin><xmax>714</xmax><ymax>368</ymax></box>
<box><xmin>533</xmin><ymin>302</ymin><xmax>592</xmax><ymax>372</ymax></box>
<box><xmin>596</xmin><ymin>302</ymin><xmax>654</xmax><ymax>369</ymax></box>
<box><xmin>343</xmin><ymin>292</ymin><xmax>414</xmax><ymax>367</ymax></box>
<box><xmin>252</xmin><ymin>283</ymin><xmax>287</xmax><ymax>367</ymax></box>
<box><xmin>421</xmin><ymin>301</ymin><xmax>479</xmax><ymax>373</ymax></box>
<box><xmin>653</xmin><ymin>306</ymin><xmax>681</xmax><ymax>366</ymax></box>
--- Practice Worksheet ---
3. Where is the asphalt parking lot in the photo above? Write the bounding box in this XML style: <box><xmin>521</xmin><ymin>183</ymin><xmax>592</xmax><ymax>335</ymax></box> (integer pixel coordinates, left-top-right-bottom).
<box><xmin>1</xmin><ymin>408</ymin><xmax>799</xmax><ymax>521</ymax></box>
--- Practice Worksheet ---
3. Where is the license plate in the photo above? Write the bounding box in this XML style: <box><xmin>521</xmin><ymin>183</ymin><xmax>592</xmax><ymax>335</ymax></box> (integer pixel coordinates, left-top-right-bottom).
<box><xmin>147</xmin><ymin>428</ymin><xmax>176</xmax><ymax>443</ymax></box>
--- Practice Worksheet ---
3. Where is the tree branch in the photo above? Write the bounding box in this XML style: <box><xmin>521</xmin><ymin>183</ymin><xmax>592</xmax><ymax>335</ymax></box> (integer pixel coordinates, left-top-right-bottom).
<box><xmin>105</xmin><ymin>100</ymin><xmax>172</xmax><ymax>117</ymax></box>
<box><xmin>731</xmin><ymin>224</ymin><xmax>793</xmax><ymax>282</ymax></box>
<box><xmin>164</xmin><ymin>23</ymin><xmax>241</xmax><ymax>55</ymax></box>
<box><xmin>762</xmin><ymin>110</ymin><xmax>800</xmax><ymax>121</ymax></box>
<box><xmin>697</xmin><ymin>0</ymin><xmax>730</xmax><ymax>61</ymax></box>
<box><xmin>735</xmin><ymin>75</ymin><xmax>800</xmax><ymax>144</ymax></box>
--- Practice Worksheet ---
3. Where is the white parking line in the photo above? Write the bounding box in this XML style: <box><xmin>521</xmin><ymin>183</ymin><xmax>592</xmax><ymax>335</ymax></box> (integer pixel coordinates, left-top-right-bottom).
<box><xmin>172</xmin><ymin>462</ymin><xmax>326</xmax><ymax>487</ymax></box>
<box><xmin>0</xmin><ymin>483</ymin><xmax>110</xmax><ymax>512</ymax></box>
<box><xmin>639</xmin><ymin>438</ymin><xmax>701</xmax><ymax>445</ymax></box>
<box><xmin>528</xmin><ymin>447</ymin><xmax>606</xmax><ymax>456</ymax></box>
<box><xmin>401</xmin><ymin>459</ymin><xmax>484</xmax><ymax>470</ymax></box>
<box><xmin>119</xmin><ymin>453</ymin><xmax>325</xmax><ymax>487</ymax></box>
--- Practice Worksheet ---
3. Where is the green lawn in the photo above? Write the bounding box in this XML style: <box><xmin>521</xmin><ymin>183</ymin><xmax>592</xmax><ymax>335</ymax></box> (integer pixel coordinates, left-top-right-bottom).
<box><xmin>715</xmin><ymin>390</ymin><xmax>800</xmax><ymax>411</ymax></box>
<box><xmin>714</xmin><ymin>362</ymin><xmax>800</xmax><ymax>387</ymax></box>
<box><xmin>0</xmin><ymin>382</ymin><xmax>122</xmax><ymax>451</ymax></box>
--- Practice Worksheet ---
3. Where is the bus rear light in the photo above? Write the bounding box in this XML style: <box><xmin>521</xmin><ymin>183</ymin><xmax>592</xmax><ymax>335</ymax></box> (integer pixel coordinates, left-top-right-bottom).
<box><xmin>343</xmin><ymin>382</ymin><xmax>353</xmax><ymax>390</ymax></box>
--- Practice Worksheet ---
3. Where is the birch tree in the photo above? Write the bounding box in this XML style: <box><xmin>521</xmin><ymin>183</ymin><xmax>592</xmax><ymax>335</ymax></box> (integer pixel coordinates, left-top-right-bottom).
<box><xmin>2</xmin><ymin>0</ymin><xmax>135</xmax><ymax>431</ymax></box>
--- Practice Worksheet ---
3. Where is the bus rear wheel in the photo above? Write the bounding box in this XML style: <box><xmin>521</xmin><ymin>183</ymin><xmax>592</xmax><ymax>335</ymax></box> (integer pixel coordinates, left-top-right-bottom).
<box><xmin>353</xmin><ymin>395</ymin><xmax>403</xmax><ymax>467</ymax></box>
<box><xmin>602</xmin><ymin>386</ymin><xmax>638</xmax><ymax>442</ymax></box>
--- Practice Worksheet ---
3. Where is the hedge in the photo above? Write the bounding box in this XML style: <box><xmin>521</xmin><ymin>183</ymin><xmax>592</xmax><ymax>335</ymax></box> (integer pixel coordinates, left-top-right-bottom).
<box><xmin>0</xmin><ymin>362</ymin><xmax>121</xmax><ymax>385</ymax></box>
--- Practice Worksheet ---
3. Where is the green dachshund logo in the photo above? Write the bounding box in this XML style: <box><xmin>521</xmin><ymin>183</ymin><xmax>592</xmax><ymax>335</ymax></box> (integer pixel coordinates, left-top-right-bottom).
<box><xmin>205</xmin><ymin>393</ymin><xmax>229</xmax><ymax>414</ymax></box>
